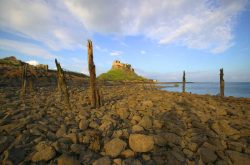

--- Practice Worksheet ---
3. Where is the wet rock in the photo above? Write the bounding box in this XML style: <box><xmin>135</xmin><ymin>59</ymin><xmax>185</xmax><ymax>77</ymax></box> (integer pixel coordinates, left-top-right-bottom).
<box><xmin>104</xmin><ymin>138</ymin><xmax>127</xmax><ymax>157</ymax></box>
<box><xmin>93</xmin><ymin>156</ymin><xmax>111</xmax><ymax>165</ymax></box>
<box><xmin>57</xmin><ymin>154</ymin><xmax>80</xmax><ymax>165</ymax></box>
<box><xmin>129</xmin><ymin>134</ymin><xmax>154</xmax><ymax>152</ymax></box>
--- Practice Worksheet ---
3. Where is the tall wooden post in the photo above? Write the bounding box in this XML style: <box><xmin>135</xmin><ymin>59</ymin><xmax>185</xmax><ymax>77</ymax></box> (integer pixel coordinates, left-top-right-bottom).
<box><xmin>55</xmin><ymin>59</ymin><xmax>71</xmax><ymax>110</ymax></box>
<box><xmin>87</xmin><ymin>40</ymin><xmax>102</xmax><ymax>108</ymax></box>
<box><xmin>220</xmin><ymin>68</ymin><xmax>224</xmax><ymax>97</ymax></box>
<box><xmin>21</xmin><ymin>64</ymin><xmax>28</xmax><ymax>95</ymax></box>
<box><xmin>182</xmin><ymin>71</ymin><xmax>186</xmax><ymax>93</ymax></box>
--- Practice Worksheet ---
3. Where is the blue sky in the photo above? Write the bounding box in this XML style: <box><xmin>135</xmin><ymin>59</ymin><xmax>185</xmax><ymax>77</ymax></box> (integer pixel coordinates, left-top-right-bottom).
<box><xmin>0</xmin><ymin>0</ymin><xmax>250</xmax><ymax>82</ymax></box>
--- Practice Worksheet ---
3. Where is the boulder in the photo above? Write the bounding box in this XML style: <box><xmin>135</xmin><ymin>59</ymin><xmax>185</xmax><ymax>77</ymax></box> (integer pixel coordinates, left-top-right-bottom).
<box><xmin>104</xmin><ymin>138</ymin><xmax>127</xmax><ymax>157</ymax></box>
<box><xmin>131</xmin><ymin>125</ymin><xmax>144</xmax><ymax>133</ymax></box>
<box><xmin>121</xmin><ymin>149</ymin><xmax>135</xmax><ymax>158</ymax></box>
<box><xmin>129</xmin><ymin>134</ymin><xmax>154</xmax><ymax>152</ymax></box>
<box><xmin>79</xmin><ymin>119</ymin><xmax>89</xmax><ymax>130</ymax></box>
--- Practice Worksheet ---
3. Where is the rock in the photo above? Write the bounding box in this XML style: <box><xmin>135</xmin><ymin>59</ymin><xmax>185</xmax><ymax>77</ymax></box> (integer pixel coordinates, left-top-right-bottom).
<box><xmin>142</xmin><ymin>154</ymin><xmax>151</xmax><ymax>161</ymax></box>
<box><xmin>164</xmin><ymin>132</ymin><xmax>182</xmax><ymax>145</ymax></box>
<box><xmin>93</xmin><ymin>156</ymin><xmax>111</xmax><ymax>165</ymax></box>
<box><xmin>79</xmin><ymin>119</ymin><xmax>89</xmax><ymax>130</ymax></box>
<box><xmin>70</xmin><ymin>144</ymin><xmax>84</xmax><ymax>154</ymax></box>
<box><xmin>121</xmin><ymin>149</ymin><xmax>135</xmax><ymax>158</ymax></box>
<box><xmin>99</xmin><ymin>120</ymin><xmax>113</xmax><ymax>136</ymax></box>
<box><xmin>198</xmin><ymin>147</ymin><xmax>217</xmax><ymax>163</ymax></box>
<box><xmin>226</xmin><ymin>150</ymin><xmax>250</xmax><ymax>165</ymax></box>
<box><xmin>142</xmin><ymin>100</ymin><xmax>153</xmax><ymax>108</ymax></box>
<box><xmin>132</xmin><ymin>115</ymin><xmax>141</xmax><ymax>122</ymax></box>
<box><xmin>117</xmin><ymin>108</ymin><xmax>129</xmax><ymax>119</ymax></box>
<box><xmin>138</xmin><ymin>116</ymin><xmax>152</xmax><ymax>129</ymax></box>
<box><xmin>153</xmin><ymin>120</ymin><xmax>163</xmax><ymax>129</ymax></box>
<box><xmin>211</xmin><ymin>120</ymin><xmax>239</xmax><ymax>136</ymax></box>
<box><xmin>57</xmin><ymin>154</ymin><xmax>80</xmax><ymax>165</ymax></box>
<box><xmin>131</xmin><ymin>125</ymin><xmax>144</xmax><ymax>133</ymax></box>
<box><xmin>32</xmin><ymin>144</ymin><xmax>56</xmax><ymax>162</ymax></box>
<box><xmin>153</xmin><ymin>135</ymin><xmax>167</xmax><ymax>146</ymax></box>
<box><xmin>0</xmin><ymin>136</ymin><xmax>14</xmax><ymax>154</ymax></box>
<box><xmin>113</xmin><ymin>158</ymin><xmax>122</xmax><ymax>165</ymax></box>
<box><xmin>104</xmin><ymin>138</ymin><xmax>127</xmax><ymax>157</ymax></box>
<box><xmin>66</xmin><ymin>133</ymin><xmax>78</xmax><ymax>144</ymax></box>
<box><xmin>129</xmin><ymin>134</ymin><xmax>154</xmax><ymax>152</ymax></box>
<box><xmin>56</xmin><ymin>125</ymin><xmax>67</xmax><ymax>137</ymax></box>
<box><xmin>122</xmin><ymin>158</ymin><xmax>142</xmax><ymax>165</ymax></box>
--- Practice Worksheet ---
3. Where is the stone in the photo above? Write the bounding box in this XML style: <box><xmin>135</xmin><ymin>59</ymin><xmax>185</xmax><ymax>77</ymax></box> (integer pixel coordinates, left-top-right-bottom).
<box><xmin>56</xmin><ymin>125</ymin><xmax>67</xmax><ymax>137</ymax></box>
<box><xmin>131</xmin><ymin>125</ymin><xmax>144</xmax><ymax>133</ymax></box>
<box><xmin>211</xmin><ymin>120</ymin><xmax>239</xmax><ymax>136</ymax></box>
<box><xmin>113</xmin><ymin>158</ymin><xmax>122</xmax><ymax>165</ymax></box>
<box><xmin>121</xmin><ymin>149</ymin><xmax>135</xmax><ymax>158</ymax></box>
<box><xmin>104</xmin><ymin>138</ymin><xmax>127</xmax><ymax>157</ymax></box>
<box><xmin>93</xmin><ymin>156</ymin><xmax>111</xmax><ymax>165</ymax></box>
<box><xmin>138</xmin><ymin>116</ymin><xmax>152</xmax><ymax>129</ymax></box>
<box><xmin>198</xmin><ymin>147</ymin><xmax>217</xmax><ymax>163</ymax></box>
<box><xmin>142</xmin><ymin>100</ymin><xmax>153</xmax><ymax>108</ymax></box>
<box><xmin>142</xmin><ymin>154</ymin><xmax>151</xmax><ymax>161</ymax></box>
<box><xmin>117</xmin><ymin>108</ymin><xmax>129</xmax><ymax>119</ymax></box>
<box><xmin>153</xmin><ymin>120</ymin><xmax>163</xmax><ymax>129</ymax></box>
<box><xmin>129</xmin><ymin>134</ymin><xmax>154</xmax><ymax>152</ymax></box>
<box><xmin>57</xmin><ymin>154</ymin><xmax>80</xmax><ymax>165</ymax></box>
<box><xmin>99</xmin><ymin>120</ymin><xmax>113</xmax><ymax>135</ymax></box>
<box><xmin>79</xmin><ymin>119</ymin><xmax>89</xmax><ymax>130</ymax></box>
<box><xmin>153</xmin><ymin>135</ymin><xmax>167</xmax><ymax>146</ymax></box>
<box><xmin>32</xmin><ymin>144</ymin><xmax>56</xmax><ymax>162</ymax></box>
<box><xmin>164</xmin><ymin>132</ymin><xmax>182</xmax><ymax>145</ymax></box>
<box><xmin>132</xmin><ymin>115</ymin><xmax>141</xmax><ymax>122</ymax></box>
<box><xmin>66</xmin><ymin>133</ymin><xmax>78</xmax><ymax>144</ymax></box>
<box><xmin>70</xmin><ymin>144</ymin><xmax>84</xmax><ymax>154</ymax></box>
<box><xmin>226</xmin><ymin>150</ymin><xmax>250</xmax><ymax>165</ymax></box>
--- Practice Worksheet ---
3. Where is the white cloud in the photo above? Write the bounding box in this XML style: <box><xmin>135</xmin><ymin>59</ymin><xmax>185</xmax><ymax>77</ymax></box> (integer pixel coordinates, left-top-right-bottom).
<box><xmin>140</xmin><ymin>50</ymin><xmax>146</xmax><ymax>54</ymax></box>
<box><xmin>27</xmin><ymin>60</ymin><xmax>39</xmax><ymax>66</ymax></box>
<box><xmin>110</xmin><ymin>51</ymin><xmax>123</xmax><ymax>56</ymax></box>
<box><xmin>0</xmin><ymin>0</ymin><xmax>248</xmax><ymax>53</ymax></box>
<box><xmin>0</xmin><ymin>39</ymin><xmax>55</xmax><ymax>59</ymax></box>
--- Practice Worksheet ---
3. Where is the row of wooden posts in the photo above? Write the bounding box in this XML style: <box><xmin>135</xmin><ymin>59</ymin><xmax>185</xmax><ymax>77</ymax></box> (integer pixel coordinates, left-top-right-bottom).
<box><xmin>21</xmin><ymin>40</ymin><xmax>103</xmax><ymax>109</ymax></box>
<box><xmin>21</xmin><ymin>39</ymin><xmax>226</xmax><ymax>108</ymax></box>
<box><xmin>182</xmin><ymin>69</ymin><xmax>225</xmax><ymax>97</ymax></box>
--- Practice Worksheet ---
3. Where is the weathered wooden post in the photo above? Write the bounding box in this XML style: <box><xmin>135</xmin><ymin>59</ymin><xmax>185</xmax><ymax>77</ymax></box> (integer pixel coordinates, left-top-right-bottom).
<box><xmin>182</xmin><ymin>71</ymin><xmax>186</xmax><ymax>93</ymax></box>
<box><xmin>55</xmin><ymin>59</ymin><xmax>71</xmax><ymax>110</ymax></box>
<box><xmin>87</xmin><ymin>40</ymin><xmax>102</xmax><ymax>108</ymax></box>
<box><xmin>21</xmin><ymin>64</ymin><xmax>28</xmax><ymax>95</ymax></box>
<box><xmin>220</xmin><ymin>68</ymin><xmax>224</xmax><ymax>97</ymax></box>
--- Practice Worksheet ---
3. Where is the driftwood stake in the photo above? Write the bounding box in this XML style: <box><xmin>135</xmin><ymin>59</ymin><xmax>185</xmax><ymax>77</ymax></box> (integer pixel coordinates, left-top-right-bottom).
<box><xmin>55</xmin><ymin>59</ymin><xmax>71</xmax><ymax>110</ymax></box>
<box><xmin>21</xmin><ymin>64</ymin><xmax>28</xmax><ymax>95</ymax></box>
<box><xmin>220</xmin><ymin>68</ymin><xmax>224</xmax><ymax>97</ymax></box>
<box><xmin>182</xmin><ymin>71</ymin><xmax>186</xmax><ymax>93</ymax></box>
<box><xmin>87</xmin><ymin>40</ymin><xmax>102</xmax><ymax>108</ymax></box>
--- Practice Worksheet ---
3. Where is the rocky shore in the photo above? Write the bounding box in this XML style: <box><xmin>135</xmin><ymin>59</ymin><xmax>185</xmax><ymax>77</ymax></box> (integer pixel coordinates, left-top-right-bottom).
<box><xmin>0</xmin><ymin>84</ymin><xmax>250</xmax><ymax>165</ymax></box>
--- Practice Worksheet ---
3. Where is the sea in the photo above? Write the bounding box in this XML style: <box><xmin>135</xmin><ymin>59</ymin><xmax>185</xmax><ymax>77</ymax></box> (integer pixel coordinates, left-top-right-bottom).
<box><xmin>161</xmin><ymin>82</ymin><xmax>250</xmax><ymax>98</ymax></box>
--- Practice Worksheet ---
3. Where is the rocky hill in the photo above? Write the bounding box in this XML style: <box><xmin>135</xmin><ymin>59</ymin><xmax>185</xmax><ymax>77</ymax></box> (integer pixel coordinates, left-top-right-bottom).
<box><xmin>98</xmin><ymin>60</ymin><xmax>145</xmax><ymax>81</ymax></box>
<box><xmin>0</xmin><ymin>56</ymin><xmax>88</xmax><ymax>87</ymax></box>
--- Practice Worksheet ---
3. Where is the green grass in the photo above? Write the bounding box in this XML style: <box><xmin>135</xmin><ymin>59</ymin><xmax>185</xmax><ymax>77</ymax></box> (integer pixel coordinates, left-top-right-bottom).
<box><xmin>98</xmin><ymin>69</ymin><xmax>145</xmax><ymax>81</ymax></box>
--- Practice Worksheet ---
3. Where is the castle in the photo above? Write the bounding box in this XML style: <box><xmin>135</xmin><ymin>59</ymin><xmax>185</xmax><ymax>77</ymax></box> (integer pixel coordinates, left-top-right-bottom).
<box><xmin>112</xmin><ymin>60</ymin><xmax>134</xmax><ymax>72</ymax></box>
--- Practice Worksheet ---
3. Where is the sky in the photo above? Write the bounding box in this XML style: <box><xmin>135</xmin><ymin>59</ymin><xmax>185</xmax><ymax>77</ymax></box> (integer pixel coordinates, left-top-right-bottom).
<box><xmin>0</xmin><ymin>0</ymin><xmax>250</xmax><ymax>82</ymax></box>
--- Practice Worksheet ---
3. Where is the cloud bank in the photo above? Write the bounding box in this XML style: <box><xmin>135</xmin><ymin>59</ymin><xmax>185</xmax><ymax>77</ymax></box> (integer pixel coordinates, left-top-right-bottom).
<box><xmin>0</xmin><ymin>0</ymin><xmax>248</xmax><ymax>53</ymax></box>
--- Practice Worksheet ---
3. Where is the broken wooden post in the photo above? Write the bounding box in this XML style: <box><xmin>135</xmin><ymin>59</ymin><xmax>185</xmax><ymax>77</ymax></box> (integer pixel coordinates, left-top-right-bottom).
<box><xmin>182</xmin><ymin>71</ymin><xmax>186</xmax><ymax>93</ymax></box>
<box><xmin>55</xmin><ymin>59</ymin><xmax>71</xmax><ymax>110</ymax></box>
<box><xmin>220</xmin><ymin>68</ymin><xmax>224</xmax><ymax>97</ymax></box>
<box><xmin>87</xmin><ymin>40</ymin><xmax>102</xmax><ymax>108</ymax></box>
<box><xmin>21</xmin><ymin>64</ymin><xmax>28</xmax><ymax>95</ymax></box>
